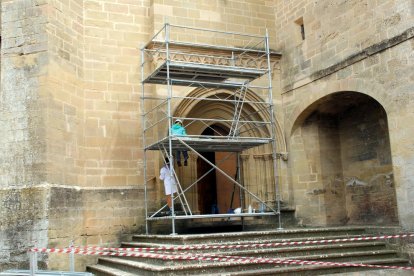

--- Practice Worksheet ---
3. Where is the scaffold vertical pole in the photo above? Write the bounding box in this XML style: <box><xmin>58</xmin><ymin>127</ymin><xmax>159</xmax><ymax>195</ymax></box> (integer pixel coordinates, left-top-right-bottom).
<box><xmin>141</xmin><ymin>46</ymin><xmax>149</xmax><ymax>235</ymax></box>
<box><xmin>29</xmin><ymin>247</ymin><xmax>37</xmax><ymax>276</ymax></box>
<box><xmin>69</xmin><ymin>241</ymin><xmax>75</xmax><ymax>272</ymax></box>
<box><xmin>165</xmin><ymin>23</ymin><xmax>176</xmax><ymax>235</ymax></box>
<box><xmin>265</xmin><ymin>28</ymin><xmax>283</xmax><ymax>230</ymax></box>
<box><xmin>237</xmin><ymin>152</ymin><xmax>245</xmax><ymax>230</ymax></box>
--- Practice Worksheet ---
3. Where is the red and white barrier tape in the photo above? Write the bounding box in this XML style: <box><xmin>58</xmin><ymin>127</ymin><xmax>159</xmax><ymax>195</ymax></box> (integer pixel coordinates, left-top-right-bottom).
<box><xmin>28</xmin><ymin>249</ymin><xmax>414</xmax><ymax>271</ymax></box>
<box><xmin>31</xmin><ymin>233</ymin><xmax>414</xmax><ymax>253</ymax></box>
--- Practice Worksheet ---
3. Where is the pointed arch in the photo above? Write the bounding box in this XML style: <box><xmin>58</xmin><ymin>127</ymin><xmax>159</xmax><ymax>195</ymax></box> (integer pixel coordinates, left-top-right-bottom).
<box><xmin>173</xmin><ymin>87</ymin><xmax>286</xmax><ymax>153</ymax></box>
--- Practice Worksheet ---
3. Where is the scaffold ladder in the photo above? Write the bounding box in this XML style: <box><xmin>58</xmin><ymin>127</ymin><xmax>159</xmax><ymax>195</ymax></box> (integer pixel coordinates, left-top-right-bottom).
<box><xmin>160</xmin><ymin>145</ymin><xmax>192</xmax><ymax>216</ymax></box>
<box><xmin>229</xmin><ymin>81</ymin><xmax>249</xmax><ymax>137</ymax></box>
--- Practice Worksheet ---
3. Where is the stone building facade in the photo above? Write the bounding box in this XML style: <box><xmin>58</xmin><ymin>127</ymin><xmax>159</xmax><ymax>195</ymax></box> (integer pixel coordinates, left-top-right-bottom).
<box><xmin>0</xmin><ymin>0</ymin><xmax>413</xmax><ymax>271</ymax></box>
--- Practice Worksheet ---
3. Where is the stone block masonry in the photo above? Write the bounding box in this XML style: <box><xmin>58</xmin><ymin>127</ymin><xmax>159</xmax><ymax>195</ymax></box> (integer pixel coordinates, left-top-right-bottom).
<box><xmin>0</xmin><ymin>0</ymin><xmax>150</xmax><ymax>271</ymax></box>
<box><xmin>1</xmin><ymin>0</ymin><xmax>413</xmax><ymax>272</ymax></box>
<box><xmin>1</xmin><ymin>0</ymin><xmax>49</xmax><ymax>269</ymax></box>
<box><xmin>276</xmin><ymin>0</ymin><xmax>414</xmax><ymax>230</ymax></box>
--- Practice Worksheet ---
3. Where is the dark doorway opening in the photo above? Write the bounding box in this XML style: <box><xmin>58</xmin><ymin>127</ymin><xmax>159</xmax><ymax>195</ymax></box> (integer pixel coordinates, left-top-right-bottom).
<box><xmin>197</xmin><ymin>152</ymin><xmax>217</xmax><ymax>214</ymax></box>
<box><xmin>196</xmin><ymin>125</ymin><xmax>240</xmax><ymax>214</ymax></box>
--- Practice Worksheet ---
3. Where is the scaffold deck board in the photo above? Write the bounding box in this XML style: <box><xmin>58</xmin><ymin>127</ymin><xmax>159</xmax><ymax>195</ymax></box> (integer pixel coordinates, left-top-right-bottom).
<box><xmin>144</xmin><ymin>61</ymin><xmax>267</xmax><ymax>86</ymax></box>
<box><xmin>146</xmin><ymin>136</ymin><xmax>271</xmax><ymax>152</ymax></box>
<box><xmin>147</xmin><ymin>212</ymin><xmax>277</xmax><ymax>221</ymax></box>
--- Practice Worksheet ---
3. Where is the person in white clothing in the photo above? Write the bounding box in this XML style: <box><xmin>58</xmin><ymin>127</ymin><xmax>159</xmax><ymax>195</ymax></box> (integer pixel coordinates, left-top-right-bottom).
<box><xmin>159</xmin><ymin>158</ymin><xmax>177</xmax><ymax>215</ymax></box>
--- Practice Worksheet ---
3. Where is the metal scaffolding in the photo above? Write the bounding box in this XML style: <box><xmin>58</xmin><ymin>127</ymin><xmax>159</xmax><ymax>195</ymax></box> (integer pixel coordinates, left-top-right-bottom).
<box><xmin>141</xmin><ymin>24</ymin><xmax>282</xmax><ymax>234</ymax></box>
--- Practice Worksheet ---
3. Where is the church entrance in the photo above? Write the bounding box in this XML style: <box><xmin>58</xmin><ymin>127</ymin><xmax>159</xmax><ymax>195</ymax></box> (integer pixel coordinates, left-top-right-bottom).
<box><xmin>196</xmin><ymin>125</ymin><xmax>240</xmax><ymax>214</ymax></box>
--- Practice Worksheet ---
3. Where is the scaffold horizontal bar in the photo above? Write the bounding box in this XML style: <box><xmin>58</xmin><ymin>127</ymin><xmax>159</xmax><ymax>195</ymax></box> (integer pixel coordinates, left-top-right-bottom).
<box><xmin>146</xmin><ymin>40</ymin><xmax>281</xmax><ymax>58</ymax></box>
<box><xmin>146</xmin><ymin>212</ymin><xmax>277</xmax><ymax>221</ymax></box>
<box><xmin>168</xmin><ymin>79</ymin><xmax>265</xmax><ymax>89</ymax></box>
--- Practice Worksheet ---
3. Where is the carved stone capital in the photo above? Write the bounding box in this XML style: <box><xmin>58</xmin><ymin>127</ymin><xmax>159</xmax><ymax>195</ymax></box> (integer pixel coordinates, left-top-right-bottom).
<box><xmin>240</xmin><ymin>154</ymin><xmax>250</xmax><ymax>161</ymax></box>
<box><xmin>263</xmin><ymin>153</ymin><xmax>273</xmax><ymax>161</ymax></box>
<box><xmin>276</xmin><ymin>152</ymin><xmax>288</xmax><ymax>161</ymax></box>
<box><xmin>253</xmin><ymin>154</ymin><xmax>264</xmax><ymax>160</ymax></box>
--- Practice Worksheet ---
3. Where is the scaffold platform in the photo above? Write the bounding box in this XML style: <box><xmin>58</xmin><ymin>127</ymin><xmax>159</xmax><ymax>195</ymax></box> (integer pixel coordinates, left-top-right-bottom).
<box><xmin>143</xmin><ymin>61</ymin><xmax>268</xmax><ymax>86</ymax></box>
<box><xmin>146</xmin><ymin>136</ymin><xmax>271</xmax><ymax>152</ymax></box>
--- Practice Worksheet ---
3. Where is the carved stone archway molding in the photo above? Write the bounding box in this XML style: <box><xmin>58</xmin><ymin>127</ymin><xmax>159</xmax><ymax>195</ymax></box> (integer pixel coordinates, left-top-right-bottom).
<box><xmin>174</xmin><ymin>87</ymin><xmax>287</xmax><ymax>154</ymax></box>
<box><xmin>171</xmin><ymin>87</ymin><xmax>286</xmax><ymax>211</ymax></box>
<box><xmin>146</xmin><ymin>41</ymin><xmax>281</xmax><ymax>73</ymax></box>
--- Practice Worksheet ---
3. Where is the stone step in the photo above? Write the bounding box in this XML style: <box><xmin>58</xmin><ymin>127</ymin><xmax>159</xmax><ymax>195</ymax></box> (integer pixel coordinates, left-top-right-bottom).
<box><xmin>206</xmin><ymin>258</ymin><xmax>411</xmax><ymax>276</ymax></box>
<box><xmin>131</xmin><ymin>227</ymin><xmax>368</xmax><ymax>245</ymax></box>
<box><xmin>87</xmin><ymin>227</ymin><xmax>411</xmax><ymax>275</ymax></box>
<box><xmin>329</xmin><ymin>269</ymin><xmax>414</xmax><ymax>276</ymax></box>
<box><xmin>86</xmin><ymin>264</ymin><xmax>137</xmax><ymax>276</ymax></box>
<box><xmin>87</xmin><ymin>256</ymin><xmax>409</xmax><ymax>276</ymax></box>
<box><xmin>118</xmin><ymin>241</ymin><xmax>388</xmax><ymax>260</ymax></box>
<box><xmin>96</xmin><ymin>248</ymin><xmax>399</xmax><ymax>266</ymax></box>
<box><xmin>191</xmin><ymin>241</ymin><xmax>389</xmax><ymax>257</ymax></box>
<box><xmin>122</xmin><ymin>235</ymin><xmax>384</xmax><ymax>253</ymax></box>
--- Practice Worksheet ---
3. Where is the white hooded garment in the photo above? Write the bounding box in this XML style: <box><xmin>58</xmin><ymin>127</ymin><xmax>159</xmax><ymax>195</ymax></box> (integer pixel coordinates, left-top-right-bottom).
<box><xmin>159</xmin><ymin>164</ymin><xmax>177</xmax><ymax>195</ymax></box>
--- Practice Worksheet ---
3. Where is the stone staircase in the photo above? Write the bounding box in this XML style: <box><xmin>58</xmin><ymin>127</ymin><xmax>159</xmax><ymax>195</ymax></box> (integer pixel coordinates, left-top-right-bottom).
<box><xmin>87</xmin><ymin>226</ymin><xmax>411</xmax><ymax>275</ymax></box>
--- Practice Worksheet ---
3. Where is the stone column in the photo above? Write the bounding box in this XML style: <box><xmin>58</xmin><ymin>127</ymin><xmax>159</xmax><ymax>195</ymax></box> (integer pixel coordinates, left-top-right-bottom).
<box><xmin>252</xmin><ymin>154</ymin><xmax>265</xmax><ymax>209</ymax></box>
<box><xmin>240</xmin><ymin>154</ymin><xmax>250</xmax><ymax>210</ymax></box>
<box><xmin>388</xmin><ymin>112</ymin><xmax>414</xmax><ymax>231</ymax></box>
<box><xmin>263</xmin><ymin>153</ymin><xmax>273</xmax><ymax>204</ymax></box>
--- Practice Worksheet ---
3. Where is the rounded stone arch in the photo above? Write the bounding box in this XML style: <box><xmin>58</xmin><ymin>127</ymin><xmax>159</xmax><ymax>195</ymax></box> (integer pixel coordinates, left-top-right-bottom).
<box><xmin>286</xmin><ymin>82</ymin><xmax>399</xmax><ymax>226</ymax></box>
<box><xmin>286</xmin><ymin>78</ymin><xmax>393</xmax><ymax>138</ymax></box>
<box><xmin>290</xmin><ymin>91</ymin><xmax>384</xmax><ymax>136</ymax></box>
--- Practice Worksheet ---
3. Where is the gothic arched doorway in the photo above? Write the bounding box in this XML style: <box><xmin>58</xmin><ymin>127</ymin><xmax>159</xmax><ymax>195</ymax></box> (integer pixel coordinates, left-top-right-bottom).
<box><xmin>172</xmin><ymin>88</ymin><xmax>285</xmax><ymax>216</ymax></box>
<box><xmin>290</xmin><ymin>91</ymin><xmax>399</xmax><ymax>226</ymax></box>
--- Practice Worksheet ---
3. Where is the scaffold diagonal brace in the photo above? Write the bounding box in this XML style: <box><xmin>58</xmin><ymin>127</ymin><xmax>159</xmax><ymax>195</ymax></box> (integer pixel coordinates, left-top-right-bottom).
<box><xmin>176</xmin><ymin>137</ymin><xmax>280</xmax><ymax>215</ymax></box>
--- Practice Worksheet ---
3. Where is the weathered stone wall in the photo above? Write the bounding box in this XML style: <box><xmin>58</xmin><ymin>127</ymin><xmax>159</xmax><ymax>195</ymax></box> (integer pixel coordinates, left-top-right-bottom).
<box><xmin>0</xmin><ymin>0</ymin><xmax>49</xmax><ymax>270</ymax></box>
<box><xmin>1</xmin><ymin>0</ymin><xmax>150</xmax><ymax>270</ymax></box>
<box><xmin>1</xmin><ymin>0</ymin><xmax>413</xmax><ymax>271</ymax></box>
<box><xmin>1</xmin><ymin>0</ymin><xmax>284</xmax><ymax>271</ymax></box>
<box><xmin>275</xmin><ymin>0</ymin><xmax>414</xmax><ymax>230</ymax></box>
<box><xmin>0</xmin><ymin>0</ymin><xmax>48</xmax><ymax>188</ymax></box>
<box><xmin>82</xmin><ymin>0</ymin><xmax>149</xmax><ymax>188</ymax></box>
<box><xmin>319</xmin><ymin>115</ymin><xmax>346</xmax><ymax>225</ymax></box>
<box><xmin>46</xmin><ymin>186</ymin><xmax>144</xmax><ymax>271</ymax></box>
<box><xmin>151</xmin><ymin>0</ymin><xmax>276</xmax><ymax>41</ymax></box>
<box><xmin>340</xmin><ymin>101</ymin><xmax>398</xmax><ymax>225</ymax></box>
<box><xmin>290</xmin><ymin>112</ymin><xmax>346</xmax><ymax>226</ymax></box>
<box><xmin>0</xmin><ymin>187</ymin><xmax>48</xmax><ymax>271</ymax></box>
<box><xmin>275</xmin><ymin>0</ymin><xmax>413</xmax><ymax>91</ymax></box>
<box><xmin>45</xmin><ymin>0</ymin><xmax>84</xmax><ymax>185</ymax></box>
